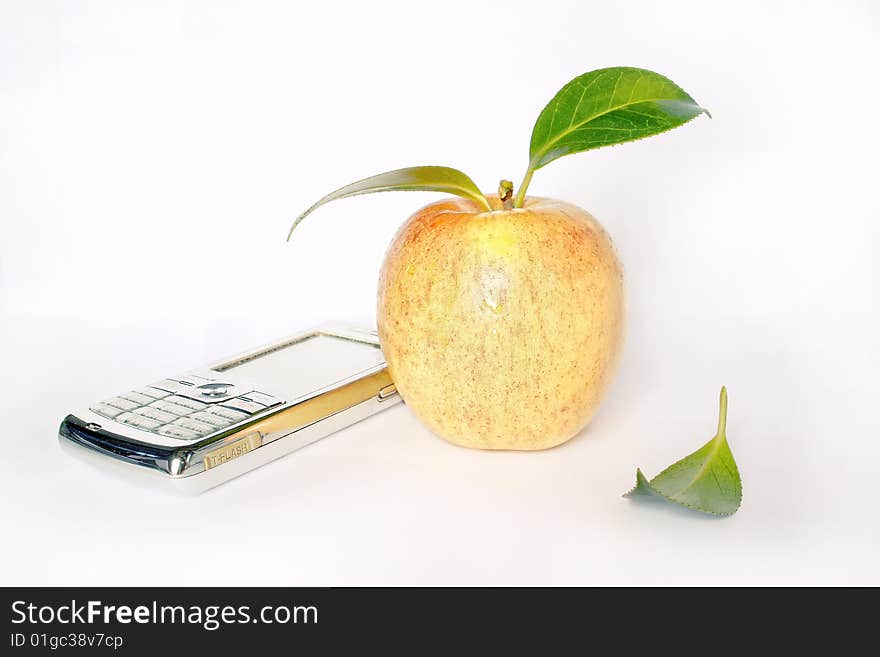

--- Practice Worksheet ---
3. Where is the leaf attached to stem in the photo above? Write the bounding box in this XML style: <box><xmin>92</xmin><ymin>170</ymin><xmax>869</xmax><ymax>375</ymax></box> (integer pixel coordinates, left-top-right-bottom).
<box><xmin>624</xmin><ymin>387</ymin><xmax>742</xmax><ymax>517</ymax></box>
<box><xmin>288</xmin><ymin>166</ymin><xmax>490</xmax><ymax>240</ymax></box>
<box><xmin>515</xmin><ymin>67</ymin><xmax>708</xmax><ymax>206</ymax></box>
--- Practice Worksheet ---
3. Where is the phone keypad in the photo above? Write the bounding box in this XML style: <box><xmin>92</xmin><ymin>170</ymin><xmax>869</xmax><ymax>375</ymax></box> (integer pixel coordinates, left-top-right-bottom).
<box><xmin>89</xmin><ymin>381</ymin><xmax>282</xmax><ymax>441</ymax></box>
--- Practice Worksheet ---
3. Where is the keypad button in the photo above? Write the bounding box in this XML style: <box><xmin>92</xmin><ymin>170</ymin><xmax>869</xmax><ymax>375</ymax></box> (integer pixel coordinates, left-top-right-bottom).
<box><xmin>117</xmin><ymin>412</ymin><xmax>162</xmax><ymax>430</ymax></box>
<box><xmin>104</xmin><ymin>397</ymin><xmax>139</xmax><ymax>412</ymax></box>
<box><xmin>190</xmin><ymin>411</ymin><xmax>231</xmax><ymax>428</ymax></box>
<box><xmin>220</xmin><ymin>398</ymin><xmax>266</xmax><ymax>415</ymax></box>
<box><xmin>136</xmin><ymin>387</ymin><xmax>171</xmax><ymax>400</ymax></box>
<box><xmin>157</xmin><ymin>425</ymin><xmax>200</xmax><ymax>440</ymax></box>
<box><xmin>120</xmin><ymin>391</ymin><xmax>155</xmax><ymax>406</ymax></box>
<box><xmin>204</xmin><ymin>406</ymin><xmax>249</xmax><ymax>423</ymax></box>
<box><xmin>172</xmin><ymin>417</ymin><xmax>215</xmax><ymax>435</ymax></box>
<box><xmin>133</xmin><ymin>406</ymin><xmax>177</xmax><ymax>424</ymax></box>
<box><xmin>90</xmin><ymin>403</ymin><xmax>124</xmax><ymax>419</ymax></box>
<box><xmin>150</xmin><ymin>379</ymin><xmax>188</xmax><ymax>394</ymax></box>
<box><xmin>149</xmin><ymin>400</ymin><xmax>193</xmax><ymax>417</ymax></box>
<box><xmin>241</xmin><ymin>391</ymin><xmax>281</xmax><ymax>408</ymax></box>
<box><xmin>166</xmin><ymin>395</ymin><xmax>208</xmax><ymax>412</ymax></box>
<box><xmin>175</xmin><ymin>375</ymin><xmax>214</xmax><ymax>386</ymax></box>
<box><xmin>195</xmin><ymin>382</ymin><xmax>232</xmax><ymax>398</ymax></box>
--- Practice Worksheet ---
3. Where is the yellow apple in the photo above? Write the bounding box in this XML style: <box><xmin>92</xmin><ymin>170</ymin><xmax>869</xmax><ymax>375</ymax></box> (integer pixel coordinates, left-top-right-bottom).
<box><xmin>377</xmin><ymin>194</ymin><xmax>625</xmax><ymax>450</ymax></box>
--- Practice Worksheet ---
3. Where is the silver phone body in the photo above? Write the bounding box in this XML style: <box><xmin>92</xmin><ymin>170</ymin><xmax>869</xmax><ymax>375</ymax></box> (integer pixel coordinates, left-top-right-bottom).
<box><xmin>59</xmin><ymin>325</ymin><xmax>400</xmax><ymax>493</ymax></box>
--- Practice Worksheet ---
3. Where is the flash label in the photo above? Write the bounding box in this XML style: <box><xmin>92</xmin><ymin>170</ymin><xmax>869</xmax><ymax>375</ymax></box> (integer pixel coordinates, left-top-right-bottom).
<box><xmin>203</xmin><ymin>432</ymin><xmax>262</xmax><ymax>470</ymax></box>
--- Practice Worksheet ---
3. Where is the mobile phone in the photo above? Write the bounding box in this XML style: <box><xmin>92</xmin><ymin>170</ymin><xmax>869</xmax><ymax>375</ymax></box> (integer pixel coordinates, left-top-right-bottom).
<box><xmin>58</xmin><ymin>325</ymin><xmax>400</xmax><ymax>493</ymax></box>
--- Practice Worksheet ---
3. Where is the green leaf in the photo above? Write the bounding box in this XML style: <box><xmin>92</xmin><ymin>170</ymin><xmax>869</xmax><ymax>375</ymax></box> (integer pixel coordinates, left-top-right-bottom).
<box><xmin>529</xmin><ymin>66</ymin><xmax>708</xmax><ymax>170</ymax></box>
<box><xmin>624</xmin><ymin>387</ymin><xmax>742</xmax><ymax>517</ymax></box>
<box><xmin>288</xmin><ymin>166</ymin><xmax>490</xmax><ymax>240</ymax></box>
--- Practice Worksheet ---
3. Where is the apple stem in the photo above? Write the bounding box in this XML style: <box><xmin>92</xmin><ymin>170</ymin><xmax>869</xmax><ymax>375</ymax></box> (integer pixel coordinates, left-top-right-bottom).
<box><xmin>513</xmin><ymin>167</ymin><xmax>534</xmax><ymax>208</ymax></box>
<box><xmin>499</xmin><ymin>180</ymin><xmax>514</xmax><ymax>210</ymax></box>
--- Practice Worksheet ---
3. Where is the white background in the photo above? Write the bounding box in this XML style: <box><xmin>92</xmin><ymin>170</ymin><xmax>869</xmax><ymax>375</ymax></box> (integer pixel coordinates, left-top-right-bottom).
<box><xmin>2</xmin><ymin>0</ymin><xmax>878</xmax><ymax>585</ymax></box>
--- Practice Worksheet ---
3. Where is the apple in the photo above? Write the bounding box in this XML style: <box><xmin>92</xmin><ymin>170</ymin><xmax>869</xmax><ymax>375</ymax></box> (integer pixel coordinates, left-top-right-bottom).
<box><xmin>377</xmin><ymin>194</ymin><xmax>624</xmax><ymax>449</ymax></box>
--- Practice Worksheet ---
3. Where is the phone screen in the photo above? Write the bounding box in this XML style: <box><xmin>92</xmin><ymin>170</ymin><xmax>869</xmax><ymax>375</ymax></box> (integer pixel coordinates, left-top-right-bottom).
<box><xmin>214</xmin><ymin>334</ymin><xmax>384</xmax><ymax>400</ymax></box>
